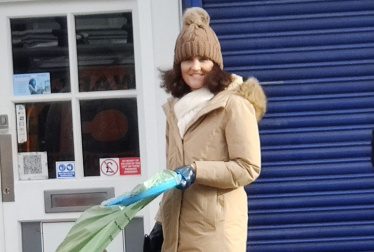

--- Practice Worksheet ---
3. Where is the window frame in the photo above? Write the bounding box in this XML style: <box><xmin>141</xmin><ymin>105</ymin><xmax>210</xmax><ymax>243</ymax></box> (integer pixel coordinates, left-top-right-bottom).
<box><xmin>6</xmin><ymin>0</ymin><xmax>157</xmax><ymax>180</ymax></box>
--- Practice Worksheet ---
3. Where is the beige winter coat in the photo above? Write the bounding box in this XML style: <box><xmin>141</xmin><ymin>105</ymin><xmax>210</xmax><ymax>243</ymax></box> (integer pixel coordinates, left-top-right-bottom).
<box><xmin>156</xmin><ymin>75</ymin><xmax>266</xmax><ymax>252</ymax></box>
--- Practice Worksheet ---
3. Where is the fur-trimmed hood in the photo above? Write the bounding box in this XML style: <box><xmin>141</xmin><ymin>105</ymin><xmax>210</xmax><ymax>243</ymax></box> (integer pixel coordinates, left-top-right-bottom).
<box><xmin>227</xmin><ymin>74</ymin><xmax>267</xmax><ymax>121</ymax></box>
<box><xmin>163</xmin><ymin>74</ymin><xmax>267</xmax><ymax>126</ymax></box>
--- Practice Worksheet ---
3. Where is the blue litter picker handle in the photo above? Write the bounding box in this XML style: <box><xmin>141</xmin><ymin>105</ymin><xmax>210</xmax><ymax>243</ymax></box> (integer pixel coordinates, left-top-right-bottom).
<box><xmin>105</xmin><ymin>174</ymin><xmax>182</xmax><ymax>206</ymax></box>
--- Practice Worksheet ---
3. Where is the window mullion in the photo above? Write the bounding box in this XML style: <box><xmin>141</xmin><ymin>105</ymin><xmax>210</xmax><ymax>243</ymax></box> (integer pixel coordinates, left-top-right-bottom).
<box><xmin>67</xmin><ymin>12</ymin><xmax>79</xmax><ymax>95</ymax></box>
<box><xmin>67</xmin><ymin>12</ymin><xmax>84</xmax><ymax>178</ymax></box>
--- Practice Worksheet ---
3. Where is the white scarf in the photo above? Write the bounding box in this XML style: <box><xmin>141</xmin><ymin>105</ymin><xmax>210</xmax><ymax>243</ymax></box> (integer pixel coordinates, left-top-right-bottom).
<box><xmin>174</xmin><ymin>87</ymin><xmax>214</xmax><ymax>138</ymax></box>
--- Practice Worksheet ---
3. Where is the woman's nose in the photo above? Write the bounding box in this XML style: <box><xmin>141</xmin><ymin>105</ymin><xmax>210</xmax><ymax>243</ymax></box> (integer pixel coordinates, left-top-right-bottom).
<box><xmin>191</xmin><ymin>59</ymin><xmax>201</xmax><ymax>70</ymax></box>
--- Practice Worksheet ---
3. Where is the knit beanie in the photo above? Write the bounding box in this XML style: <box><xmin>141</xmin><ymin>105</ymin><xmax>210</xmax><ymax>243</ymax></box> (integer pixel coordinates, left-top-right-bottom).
<box><xmin>174</xmin><ymin>7</ymin><xmax>223</xmax><ymax>69</ymax></box>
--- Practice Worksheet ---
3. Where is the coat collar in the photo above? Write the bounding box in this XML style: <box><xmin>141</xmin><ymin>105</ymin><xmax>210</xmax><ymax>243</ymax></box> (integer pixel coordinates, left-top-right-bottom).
<box><xmin>162</xmin><ymin>73</ymin><xmax>269</xmax><ymax>137</ymax></box>
<box><xmin>163</xmin><ymin>88</ymin><xmax>233</xmax><ymax>139</ymax></box>
<box><xmin>162</xmin><ymin>74</ymin><xmax>244</xmax><ymax>125</ymax></box>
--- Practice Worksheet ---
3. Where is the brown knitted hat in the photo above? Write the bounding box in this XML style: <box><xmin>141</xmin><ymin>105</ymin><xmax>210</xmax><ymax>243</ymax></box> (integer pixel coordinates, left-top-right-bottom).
<box><xmin>174</xmin><ymin>7</ymin><xmax>223</xmax><ymax>69</ymax></box>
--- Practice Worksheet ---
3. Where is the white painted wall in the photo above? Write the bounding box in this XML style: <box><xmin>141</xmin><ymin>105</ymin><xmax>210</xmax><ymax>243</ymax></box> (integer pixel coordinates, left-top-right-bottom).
<box><xmin>146</xmin><ymin>0</ymin><xmax>181</xmax><ymax>234</ymax></box>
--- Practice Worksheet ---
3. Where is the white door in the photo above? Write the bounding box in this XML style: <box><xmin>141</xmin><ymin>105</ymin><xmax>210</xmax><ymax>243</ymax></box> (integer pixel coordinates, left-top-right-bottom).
<box><xmin>0</xmin><ymin>0</ymin><xmax>179</xmax><ymax>251</ymax></box>
<box><xmin>0</xmin><ymin>184</ymin><xmax>4</xmax><ymax>252</ymax></box>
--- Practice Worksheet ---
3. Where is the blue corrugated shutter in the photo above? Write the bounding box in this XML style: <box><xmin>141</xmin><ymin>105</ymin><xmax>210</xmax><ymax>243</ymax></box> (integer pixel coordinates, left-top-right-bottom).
<box><xmin>199</xmin><ymin>0</ymin><xmax>374</xmax><ymax>251</ymax></box>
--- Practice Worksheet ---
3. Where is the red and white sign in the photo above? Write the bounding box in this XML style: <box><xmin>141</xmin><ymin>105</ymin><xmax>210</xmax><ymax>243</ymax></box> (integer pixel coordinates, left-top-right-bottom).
<box><xmin>100</xmin><ymin>157</ymin><xmax>140</xmax><ymax>177</ymax></box>
<box><xmin>100</xmin><ymin>158</ymin><xmax>119</xmax><ymax>176</ymax></box>
<box><xmin>119</xmin><ymin>157</ymin><xmax>141</xmax><ymax>175</ymax></box>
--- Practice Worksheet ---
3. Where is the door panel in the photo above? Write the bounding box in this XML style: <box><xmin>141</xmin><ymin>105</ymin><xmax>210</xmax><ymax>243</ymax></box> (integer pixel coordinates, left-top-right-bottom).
<box><xmin>0</xmin><ymin>1</ymin><xmax>156</xmax><ymax>251</ymax></box>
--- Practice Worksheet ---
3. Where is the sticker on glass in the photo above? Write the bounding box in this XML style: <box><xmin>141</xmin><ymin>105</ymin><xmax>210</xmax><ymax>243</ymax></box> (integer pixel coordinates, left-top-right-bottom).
<box><xmin>100</xmin><ymin>157</ymin><xmax>140</xmax><ymax>177</ymax></box>
<box><xmin>13</xmin><ymin>72</ymin><xmax>51</xmax><ymax>96</ymax></box>
<box><xmin>56</xmin><ymin>161</ymin><xmax>75</xmax><ymax>179</ymax></box>
<box><xmin>16</xmin><ymin>104</ymin><xmax>27</xmax><ymax>143</ymax></box>
<box><xmin>18</xmin><ymin>152</ymin><xmax>48</xmax><ymax>180</ymax></box>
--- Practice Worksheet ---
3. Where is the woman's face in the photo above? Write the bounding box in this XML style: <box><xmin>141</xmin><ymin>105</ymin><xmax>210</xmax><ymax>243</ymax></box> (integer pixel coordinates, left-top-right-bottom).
<box><xmin>181</xmin><ymin>56</ymin><xmax>214</xmax><ymax>90</ymax></box>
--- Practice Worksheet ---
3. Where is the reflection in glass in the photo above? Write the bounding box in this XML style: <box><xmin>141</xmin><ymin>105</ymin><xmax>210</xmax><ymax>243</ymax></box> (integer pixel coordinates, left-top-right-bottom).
<box><xmin>75</xmin><ymin>13</ymin><xmax>135</xmax><ymax>92</ymax></box>
<box><xmin>16</xmin><ymin>102</ymin><xmax>74</xmax><ymax>178</ymax></box>
<box><xmin>80</xmin><ymin>98</ymin><xmax>139</xmax><ymax>176</ymax></box>
<box><xmin>11</xmin><ymin>17</ymin><xmax>70</xmax><ymax>93</ymax></box>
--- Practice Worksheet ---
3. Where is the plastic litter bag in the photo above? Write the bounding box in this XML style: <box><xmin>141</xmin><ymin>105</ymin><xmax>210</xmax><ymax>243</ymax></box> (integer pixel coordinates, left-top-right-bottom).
<box><xmin>56</xmin><ymin>170</ymin><xmax>179</xmax><ymax>252</ymax></box>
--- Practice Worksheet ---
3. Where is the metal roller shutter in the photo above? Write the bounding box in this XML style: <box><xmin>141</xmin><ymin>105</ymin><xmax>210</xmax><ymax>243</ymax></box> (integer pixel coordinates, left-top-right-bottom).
<box><xmin>195</xmin><ymin>0</ymin><xmax>374</xmax><ymax>251</ymax></box>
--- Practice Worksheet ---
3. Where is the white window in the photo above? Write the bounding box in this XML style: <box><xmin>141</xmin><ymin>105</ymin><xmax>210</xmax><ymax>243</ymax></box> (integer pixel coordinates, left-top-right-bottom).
<box><xmin>11</xmin><ymin>11</ymin><xmax>141</xmax><ymax>179</ymax></box>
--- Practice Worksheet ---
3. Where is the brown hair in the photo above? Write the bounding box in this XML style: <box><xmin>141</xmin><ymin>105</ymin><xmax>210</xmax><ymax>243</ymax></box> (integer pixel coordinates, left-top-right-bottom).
<box><xmin>160</xmin><ymin>63</ymin><xmax>232</xmax><ymax>98</ymax></box>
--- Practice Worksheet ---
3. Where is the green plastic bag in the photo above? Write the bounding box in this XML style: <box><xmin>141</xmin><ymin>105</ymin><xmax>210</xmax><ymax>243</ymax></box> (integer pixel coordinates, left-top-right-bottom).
<box><xmin>56</xmin><ymin>170</ymin><xmax>178</xmax><ymax>252</ymax></box>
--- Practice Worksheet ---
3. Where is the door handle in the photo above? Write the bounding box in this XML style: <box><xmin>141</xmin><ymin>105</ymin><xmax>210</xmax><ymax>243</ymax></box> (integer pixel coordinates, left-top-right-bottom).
<box><xmin>0</xmin><ymin>134</ymin><xmax>15</xmax><ymax>202</ymax></box>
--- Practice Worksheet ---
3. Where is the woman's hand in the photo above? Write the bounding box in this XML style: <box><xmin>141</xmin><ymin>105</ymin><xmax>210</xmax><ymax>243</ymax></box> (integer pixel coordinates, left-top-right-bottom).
<box><xmin>174</xmin><ymin>164</ymin><xmax>196</xmax><ymax>189</ymax></box>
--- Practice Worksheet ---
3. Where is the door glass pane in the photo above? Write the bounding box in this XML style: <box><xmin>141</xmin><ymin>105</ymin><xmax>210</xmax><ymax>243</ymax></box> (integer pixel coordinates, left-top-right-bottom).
<box><xmin>80</xmin><ymin>98</ymin><xmax>139</xmax><ymax>176</ymax></box>
<box><xmin>76</xmin><ymin>13</ymin><xmax>135</xmax><ymax>92</ymax></box>
<box><xmin>11</xmin><ymin>17</ymin><xmax>70</xmax><ymax>94</ymax></box>
<box><xmin>16</xmin><ymin>102</ymin><xmax>74</xmax><ymax>179</ymax></box>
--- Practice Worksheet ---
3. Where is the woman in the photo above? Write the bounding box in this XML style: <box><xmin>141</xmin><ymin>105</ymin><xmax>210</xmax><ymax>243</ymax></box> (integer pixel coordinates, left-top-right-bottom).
<box><xmin>154</xmin><ymin>7</ymin><xmax>266</xmax><ymax>252</ymax></box>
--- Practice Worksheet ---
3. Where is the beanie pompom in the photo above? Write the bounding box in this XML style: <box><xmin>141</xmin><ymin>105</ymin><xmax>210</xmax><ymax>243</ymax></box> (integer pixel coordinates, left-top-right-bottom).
<box><xmin>183</xmin><ymin>7</ymin><xmax>210</xmax><ymax>27</ymax></box>
<box><xmin>175</xmin><ymin>7</ymin><xmax>223</xmax><ymax>68</ymax></box>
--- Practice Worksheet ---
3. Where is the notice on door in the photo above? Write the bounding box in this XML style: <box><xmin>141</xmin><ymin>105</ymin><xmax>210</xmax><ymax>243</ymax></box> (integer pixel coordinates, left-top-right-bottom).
<box><xmin>13</xmin><ymin>72</ymin><xmax>51</xmax><ymax>96</ymax></box>
<box><xmin>119</xmin><ymin>157</ymin><xmax>141</xmax><ymax>175</ymax></box>
<box><xmin>100</xmin><ymin>157</ymin><xmax>141</xmax><ymax>177</ymax></box>
<box><xmin>56</xmin><ymin>161</ymin><xmax>75</xmax><ymax>179</ymax></box>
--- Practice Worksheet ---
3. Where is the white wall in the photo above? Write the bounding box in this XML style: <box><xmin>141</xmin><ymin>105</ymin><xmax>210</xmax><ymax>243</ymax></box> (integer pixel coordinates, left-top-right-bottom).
<box><xmin>146</xmin><ymin>0</ymin><xmax>181</xmax><ymax>233</ymax></box>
